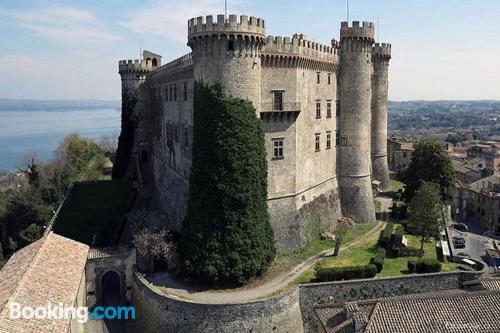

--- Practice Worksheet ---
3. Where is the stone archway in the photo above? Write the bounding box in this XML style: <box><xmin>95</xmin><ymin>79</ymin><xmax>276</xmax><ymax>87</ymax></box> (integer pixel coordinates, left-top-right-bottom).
<box><xmin>101</xmin><ymin>270</ymin><xmax>121</xmax><ymax>306</ymax></box>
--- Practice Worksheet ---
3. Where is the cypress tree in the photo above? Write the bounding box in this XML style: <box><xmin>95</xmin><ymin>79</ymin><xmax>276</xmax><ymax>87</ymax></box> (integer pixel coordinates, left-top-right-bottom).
<box><xmin>178</xmin><ymin>84</ymin><xmax>275</xmax><ymax>286</ymax></box>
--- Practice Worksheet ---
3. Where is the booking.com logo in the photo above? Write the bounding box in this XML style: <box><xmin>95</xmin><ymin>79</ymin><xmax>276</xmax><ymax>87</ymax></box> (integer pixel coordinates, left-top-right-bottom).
<box><xmin>9</xmin><ymin>302</ymin><xmax>135</xmax><ymax>323</ymax></box>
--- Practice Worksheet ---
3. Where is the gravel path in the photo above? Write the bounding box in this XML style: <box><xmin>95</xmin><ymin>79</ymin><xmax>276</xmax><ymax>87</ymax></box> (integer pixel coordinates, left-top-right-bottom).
<box><xmin>147</xmin><ymin>219</ymin><xmax>387</xmax><ymax>304</ymax></box>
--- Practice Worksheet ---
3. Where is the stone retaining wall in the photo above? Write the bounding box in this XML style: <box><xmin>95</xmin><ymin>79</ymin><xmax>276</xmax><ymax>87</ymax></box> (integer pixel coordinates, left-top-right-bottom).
<box><xmin>130</xmin><ymin>272</ymin><xmax>304</xmax><ymax>333</ymax></box>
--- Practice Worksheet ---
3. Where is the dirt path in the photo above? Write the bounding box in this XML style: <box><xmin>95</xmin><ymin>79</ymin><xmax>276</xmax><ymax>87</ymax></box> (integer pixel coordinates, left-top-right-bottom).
<box><xmin>147</xmin><ymin>220</ymin><xmax>386</xmax><ymax>304</ymax></box>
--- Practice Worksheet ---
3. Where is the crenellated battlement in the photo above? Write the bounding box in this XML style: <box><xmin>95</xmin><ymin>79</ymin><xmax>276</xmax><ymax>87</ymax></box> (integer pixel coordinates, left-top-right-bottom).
<box><xmin>373</xmin><ymin>43</ymin><xmax>391</xmax><ymax>58</ymax></box>
<box><xmin>340</xmin><ymin>21</ymin><xmax>375</xmax><ymax>41</ymax></box>
<box><xmin>262</xmin><ymin>33</ymin><xmax>338</xmax><ymax>63</ymax></box>
<box><xmin>118</xmin><ymin>59</ymin><xmax>153</xmax><ymax>73</ymax></box>
<box><xmin>188</xmin><ymin>14</ymin><xmax>266</xmax><ymax>39</ymax></box>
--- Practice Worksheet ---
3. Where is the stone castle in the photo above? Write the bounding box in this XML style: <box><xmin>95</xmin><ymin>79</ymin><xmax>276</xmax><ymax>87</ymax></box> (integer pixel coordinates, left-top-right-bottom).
<box><xmin>117</xmin><ymin>14</ymin><xmax>391</xmax><ymax>252</ymax></box>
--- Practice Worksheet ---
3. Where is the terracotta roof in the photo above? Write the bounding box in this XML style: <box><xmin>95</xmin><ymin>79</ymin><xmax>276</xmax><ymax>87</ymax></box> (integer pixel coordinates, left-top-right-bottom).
<box><xmin>88</xmin><ymin>246</ymin><xmax>131</xmax><ymax>259</ymax></box>
<box><xmin>480</xmin><ymin>278</ymin><xmax>500</xmax><ymax>291</ymax></box>
<box><xmin>0</xmin><ymin>232</ymin><xmax>89</xmax><ymax>333</ymax></box>
<box><xmin>315</xmin><ymin>289</ymin><xmax>500</xmax><ymax>333</ymax></box>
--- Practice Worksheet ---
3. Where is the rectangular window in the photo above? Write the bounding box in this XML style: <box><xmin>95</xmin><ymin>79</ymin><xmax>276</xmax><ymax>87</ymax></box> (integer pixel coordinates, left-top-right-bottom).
<box><xmin>341</xmin><ymin>137</ymin><xmax>347</xmax><ymax>146</ymax></box>
<box><xmin>336</xmin><ymin>100</ymin><xmax>340</xmax><ymax>117</ymax></box>
<box><xmin>326</xmin><ymin>100</ymin><xmax>332</xmax><ymax>118</ymax></box>
<box><xmin>327</xmin><ymin>73</ymin><xmax>331</xmax><ymax>85</ymax></box>
<box><xmin>336</xmin><ymin>130</ymin><xmax>340</xmax><ymax>146</ymax></box>
<box><xmin>326</xmin><ymin>131</ymin><xmax>332</xmax><ymax>149</ymax></box>
<box><xmin>272</xmin><ymin>138</ymin><xmax>284</xmax><ymax>159</ymax></box>
<box><xmin>228</xmin><ymin>40</ymin><xmax>234</xmax><ymax>51</ymax></box>
<box><xmin>184</xmin><ymin>82</ymin><xmax>188</xmax><ymax>101</ymax></box>
<box><xmin>169</xmin><ymin>85</ymin><xmax>173</xmax><ymax>101</ymax></box>
<box><xmin>316</xmin><ymin>72</ymin><xmax>321</xmax><ymax>84</ymax></box>
<box><xmin>315</xmin><ymin>133</ymin><xmax>320</xmax><ymax>152</ymax></box>
<box><xmin>316</xmin><ymin>100</ymin><xmax>321</xmax><ymax>119</ymax></box>
<box><xmin>184</xmin><ymin>128</ymin><xmax>189</xmax><ymax>147</ymax></box>
<box><xmin>165</xmin><ymin>87</ymin><xmax>168</xmax><ymax>101</ymax></box>
<box><xmin>273</xmin><ymin>91</ymin><xmax>284</xmax><ymax>111</ymax></box>
<box><xmin>174</xmin><ymin>84</ymin><xmax>177</xmax><ymax>101</ymax></box>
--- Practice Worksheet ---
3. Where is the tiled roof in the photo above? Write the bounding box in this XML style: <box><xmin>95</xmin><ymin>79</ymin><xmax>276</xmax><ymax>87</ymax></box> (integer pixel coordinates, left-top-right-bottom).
<box><xmin>0</xmin><ymin>232</ymin><xmax>89</xmax><ymax>333</ymax></box>
<box><xmin>315</xmin><ymin>289</ymin><xmax>500</xmax><ymax>333</ymax></box>
<box><xmin>481</xmin><ymin>277</ymin><xmax>500</xmax><ymax>291</ymax></box>
<box><xmin>88</xmin><ymin>246</ymin><xmax>131</xmax><ymax>259</ymax></box>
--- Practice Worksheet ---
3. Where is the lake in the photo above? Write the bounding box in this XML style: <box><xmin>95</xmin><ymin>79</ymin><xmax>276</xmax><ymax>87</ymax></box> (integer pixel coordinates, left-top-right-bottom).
<box><xmin>0</xmin><ymin>100</ymin><xmax>121</xmax><ymax>171</ymax></box>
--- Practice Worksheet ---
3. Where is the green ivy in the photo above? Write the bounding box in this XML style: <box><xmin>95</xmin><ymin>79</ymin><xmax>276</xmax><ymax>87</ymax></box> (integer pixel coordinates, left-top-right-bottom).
<box><xmin>178</xmin><ymin>84</ymin><xmax>275</xmax><ymax>287</ymax></box>
<box><xmin>113</xmin><ymin>88</ymin><xmax>138</xmax><ymax>179</ymax></box>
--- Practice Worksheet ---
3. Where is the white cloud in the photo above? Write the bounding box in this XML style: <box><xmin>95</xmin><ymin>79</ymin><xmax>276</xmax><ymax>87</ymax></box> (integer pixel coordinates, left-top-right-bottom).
<box><xmin>1</xmin><ymin>6</ymin><xmax>121</xmax><ymax>46</ymax></box>
<box><xmin>121</xmin><ymin>0</ymin><xmax>242</xmax><ymax>43</ymax></box>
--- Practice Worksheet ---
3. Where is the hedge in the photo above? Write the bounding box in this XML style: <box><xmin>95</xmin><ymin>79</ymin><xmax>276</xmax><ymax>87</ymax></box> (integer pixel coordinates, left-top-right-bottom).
<box><xmin>380</xmin><ymin>222</ymin><xmax>394</xmax><ymax>249</ymax></box>
<box><xmin>315</xmin><ymin>264</ymin><xmax>377</xmax><ymax>282</ymax></box>
<box><xmin>407</xmin><ymin>259</ymin><xmax>417</xmax><ymax>273</ymax></box>
<box><xmin>370</xmin><ymin>248</ymin><xmax>386</xmax><ymax>273</ymax></box>
<box><xmin>391</xmin><ymin>225</ymin><xmax>404</xmax><ymax>257</ymax></box>
<box><xmin>416</xmin><ymin>258</ymin><xmax>442</xmax><ymax>273</ymax></box>
<box><xmin>408</xmin><ymin>258</ymin><xmax>442</xmax><ymax>273</ymax></box>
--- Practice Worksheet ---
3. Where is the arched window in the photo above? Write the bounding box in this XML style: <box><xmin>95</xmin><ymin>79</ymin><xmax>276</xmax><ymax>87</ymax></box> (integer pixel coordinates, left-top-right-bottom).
<box><xmin>152</xmin><ymin>58</ymin><xmax>158</xmax><ymax>67</ymax></box>
<box><xmin>146</xmin><ymin>57</ymin><xmax>151</xmax><ymax>66</ymax></box>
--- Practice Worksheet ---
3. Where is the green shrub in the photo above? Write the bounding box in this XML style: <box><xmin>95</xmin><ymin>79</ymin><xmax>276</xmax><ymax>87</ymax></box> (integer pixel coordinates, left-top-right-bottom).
<box><xmin>380</xmin><ymin>223</ymin><xmax>394</xmax><ymax>249</ymax></box>
<box><xmin>370</xmin><ymin>248</ymin><xmax>386</xmax><ymax>273</ymax></box>
<box><xmin>416</xmin><ymin>258</ymin><xmax>442</xmax><ymax>273</ymax></box>
<box><xmin>407</xmin><ymin>259</ymin><xmax>417</xmax><ymax>273</ymax></box>
<box><xmin>315</xmin><ymin>264</ymin><xmax>377</xmax><ymax>282</ymax></box>
<box><xmin>436</xmin><ymin>243</ymin><xmax>446</xmax><ymax>262</ymax></box>
<box><xmin>391</xmin><ymin>225</ymin><xmax>404</xmax><ymax>257</ymax></box>
<box><xmin>364</xmin><ymin>264</ymin><xmax>377</xmax><ymax>278</ymax></box>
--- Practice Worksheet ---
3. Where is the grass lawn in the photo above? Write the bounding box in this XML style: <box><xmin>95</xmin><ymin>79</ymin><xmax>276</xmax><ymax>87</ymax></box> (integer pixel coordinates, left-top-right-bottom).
<box><xmin>245</xmin><ymin>222</ymin><xmax>378</xmax><ymax>289</ymax></box>
<box><xmin>52</xmin><ymin>180</ymin><xmax>134</xmax><ymax>247</ymax></box>
<box><xmin>296</xmin><ymin>225</ymin><xmax>458</xmax><ymax>283</ymax></box>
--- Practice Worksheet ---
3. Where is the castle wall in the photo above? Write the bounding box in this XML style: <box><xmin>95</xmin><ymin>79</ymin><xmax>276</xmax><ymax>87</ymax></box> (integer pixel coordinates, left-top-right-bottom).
<box><xmin>130</xmin><ymin>272</ymin><xmax>304</xmax><ymax>333</ymax></box>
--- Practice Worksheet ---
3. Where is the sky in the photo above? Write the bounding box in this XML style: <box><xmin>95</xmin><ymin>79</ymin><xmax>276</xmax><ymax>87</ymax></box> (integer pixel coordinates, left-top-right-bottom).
<box><xmin>0</xmin><ymin>0</ymin><xmax>499</xmax><ymax>101</ymax></box>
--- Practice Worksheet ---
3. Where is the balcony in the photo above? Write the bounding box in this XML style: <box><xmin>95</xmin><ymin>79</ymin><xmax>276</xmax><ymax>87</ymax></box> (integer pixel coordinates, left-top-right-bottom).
<box><xmin>260</xmin><ymin>101</ymin><xmax>301</xmax><ymax>113</ymax></box>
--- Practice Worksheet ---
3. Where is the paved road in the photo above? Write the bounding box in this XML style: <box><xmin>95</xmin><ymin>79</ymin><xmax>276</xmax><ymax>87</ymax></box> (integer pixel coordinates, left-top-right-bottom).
<box><xmin>146</xmin><ymin>220</ymin><xmax>386</xmax><ymax>304</ymax></box>
<box><xmin>448</xmin><ymin>226</ymin><xmax>499</xmax><ymax>265</ymax></box>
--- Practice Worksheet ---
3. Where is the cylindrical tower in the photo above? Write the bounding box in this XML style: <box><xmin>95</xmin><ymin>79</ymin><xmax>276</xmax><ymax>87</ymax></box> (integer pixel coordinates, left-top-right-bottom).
<box><xmin>118</xmin><ymin>59</ymin><xmax>150</xmax><ymax>95</ymax></box>
<box><xmin>371</xmin><ymin>43</ymin><xmax>392</xmax><ymax>189</ymax></box>
<box><xmin>338</xmin><ymin>21</ymin><xmax>376</xmax><ymax>223</ymax></box>
<box><xmin>187</xmin><ymin>14</ymin><xmax>266</xmax><ymax>111</ymax></box>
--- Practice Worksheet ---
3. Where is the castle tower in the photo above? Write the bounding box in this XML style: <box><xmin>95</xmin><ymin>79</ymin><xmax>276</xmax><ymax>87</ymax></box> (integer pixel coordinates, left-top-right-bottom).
<box><xmin>187</xmin><ymin>14</ymin><xmax>266</xmax><ymax>111</ymax></box>
<box><xmin>338</xmin><ymin>21</ymin><xmax>376</xmax><ymax>223</ymax></box>
<box><xmin>371</xmin><ymin>43</ymin><xmax>392</xmax><ymax>189</ymax></box>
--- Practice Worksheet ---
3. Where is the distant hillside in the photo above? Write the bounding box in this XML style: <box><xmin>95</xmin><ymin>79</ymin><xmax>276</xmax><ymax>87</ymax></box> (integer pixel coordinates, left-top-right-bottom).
<box><xmin>0</xmin><ymin>99</ymin><xmax>120</xmax><ymax>112</ymax></box>
<box><xmin>388</xmin><ymin>100</ymin><xmax>500</xmax><ymax>140</ymax></box>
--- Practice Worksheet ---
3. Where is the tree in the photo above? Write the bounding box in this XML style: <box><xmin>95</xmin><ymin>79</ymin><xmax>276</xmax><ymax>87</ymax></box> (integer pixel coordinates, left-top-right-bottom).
<box><xmin>113</xmin><ymin>88</ymin><xmax>138</xmax><ymax>179</ymax></box>
<box><xmin>404</xmin><ymin>140</ymin><xmax>456</xmax><ymax>204</ymax></box>
<box><xmin>407</xmin><ymin>182</ymin><xmax>445</xmax><ymax>252</ymax></box>
<box><xmin>178</xmin><ymin>84</ymin><xmax>275</xmax><ymax>286</ymax></box>
<box><xmin>133</xmin><ymin>227</ymin><xmax>176</xmax><ymax>274</ymax></box>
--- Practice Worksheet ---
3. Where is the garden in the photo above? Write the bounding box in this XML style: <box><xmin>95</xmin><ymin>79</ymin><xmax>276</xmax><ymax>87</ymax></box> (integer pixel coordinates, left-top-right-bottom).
<box><xmin>297</xmin><ymin>221</ymin><xmax>458</xmax><ymax>283</ymax></box>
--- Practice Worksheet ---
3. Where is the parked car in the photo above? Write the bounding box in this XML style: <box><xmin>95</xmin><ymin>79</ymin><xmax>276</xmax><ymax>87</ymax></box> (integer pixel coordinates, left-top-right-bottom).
<box><xmin>455</xmin><ymin>252</ymin><xmax>470</xmax><ymax>258</ymax></box>
<box><xmin>452</xmin><ymin>223</ymin><xmax>468</xmax><ymax>232</ymax></box>
<box><xmin>452</xmin><ymin>236</ymin><xmax>465</xmax><ymax>242</ymax></box>
<box><xmin>454</xmin><ymin>242</ymin><xmax>466</xmax><ymax>249</ymax></box>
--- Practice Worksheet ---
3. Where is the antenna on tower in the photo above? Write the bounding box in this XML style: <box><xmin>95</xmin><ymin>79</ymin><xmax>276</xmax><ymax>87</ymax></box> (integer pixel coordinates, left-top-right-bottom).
<box><xmin>139</xmin><ymin>39</ymin><xmax>142</xmax><ymax>61</ymax></box>
<box><xmin>225</xmin><ymin>0</ymin><xmax>228</xmax><ymax>19</ymax></box>
<box><xmin>346</xmin><ymin>0</ymin><xmax>349</xmax><ymax>22</ymax></box>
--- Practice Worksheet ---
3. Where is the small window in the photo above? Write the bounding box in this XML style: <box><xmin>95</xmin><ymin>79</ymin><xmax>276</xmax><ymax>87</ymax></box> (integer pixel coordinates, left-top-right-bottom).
<box><xmin>272</xmin><ymin>138</ymin><xmax>284</xmax><ymax>159</ymax></box>
<box><xmin>341</xmin><ymin>137</ymin><xmax>347</xmax><ymax>146</ymax></box>
<box><xmin>315</xmin><ymin>133</ymin><xmax>320</xmax><ymax>152</ymax></box>
<box><xmin>326</xmin><ymin>132</ymin><xmax>332</xmax><ymax>149</ymax></box>
<box><xmin>165</xmin><ymin>87</ymin><xmax>168</xmax><ymax>101</ymax></box>
<box><xmin>316</xmin><ymin>101</ymin><xmax>321</xmax><ymax>119</ymax></box>
<box><xmin>336</xmin><ymin>130</ymin><xmax>340</xmax><ymax>146</ymax></box>
<box><xmin>316</xmin><ymin>72</ymin><xmax>320</xmax><ymax>84</ymax></box>
<box><xmin>273</xmin><ymin>91</ymin><xmax>284</xmax><ymax>111</ymax></box>
<box><xmin>403</xmin><ymin>152</ymin><xmax>407</xmax><ymax>158</ymax></box>
<box><xmin>169</xmin><ymin>85</ymin><xmax>173</xmax><ymax>101</ymax></box>
<box><xmin>327</xmin><ymin>73</ymin><xmax>331</xmax><ymax>85</ymax></box>
<box><xmin>184</xmin><ymin>82</ymin><xmax>188</xmax><ymax>101</ymax></box>
<box><xmin>184</xmin><ymin>128</ymin><xmax>189</xmax><ymax>147</ymax></box>
<box><xmin>174</xmin><ymin>84</ymin><xmax>177</xmax><ymax>101</ymax></box>
<box><xmin>140</xmin><ymin>150</ymin><xmax>149</xmax><ymax>163</ymax></box>
<box><xmin>326</xmin><ymin>100</ymin><xmax>332</xmax><ymax>118</ymax></box>
<box><xmin>336</xmin><ymin>100</ymin><xmax>340</xmax><ymax>117</ymax></box>
<box><xmin>228</xmin><ymin>40</ymin><xmax>234</xmax><ymax>51</ymax></box>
